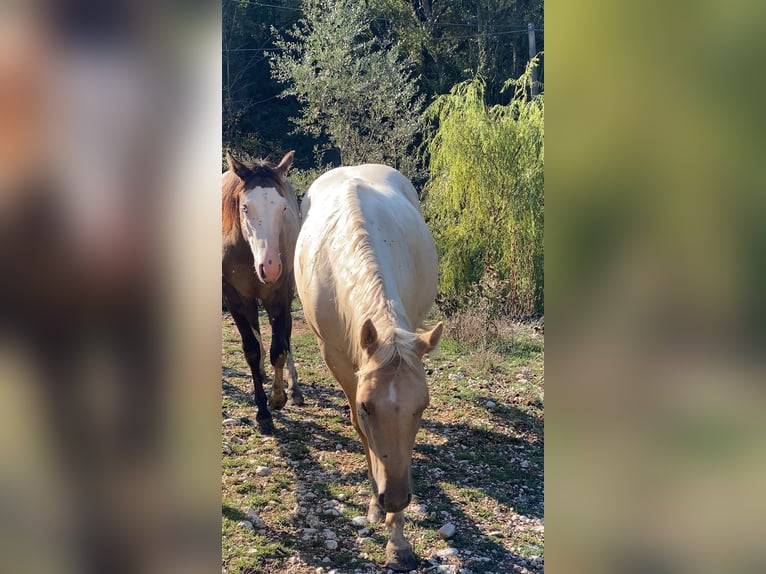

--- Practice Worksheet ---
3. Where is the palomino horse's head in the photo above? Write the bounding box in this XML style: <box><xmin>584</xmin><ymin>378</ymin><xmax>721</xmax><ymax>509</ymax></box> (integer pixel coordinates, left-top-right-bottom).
<box><xmin>355</xmin><ymin>319</ymin><xmax>443</xmax><ymax>514</ymax></box>
<box><xmin>226</xmin><ymin>150</ymin><xmax>295</xmax><ymax>284</ymax></box>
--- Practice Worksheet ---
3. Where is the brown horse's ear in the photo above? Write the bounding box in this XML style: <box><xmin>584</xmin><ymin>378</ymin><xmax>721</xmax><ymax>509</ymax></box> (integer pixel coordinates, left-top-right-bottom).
<box><xmin>276</xmin><ymin>150</ymin><xmax>295</xmax><ymax>178</ymax></box>
<box><xmin>360</xmin><ymin>318</ymin><xmax>379</xmax><ymax>356</ymax></box>
<box><xmin>226</xmin><ymin>150</ymin><xmax>252</xmax><ymax>181</ymax></box>
<box><xmin>415</xmin><ymin>322</ymin><xmax>443</xmax><ymax>358</ymax></box>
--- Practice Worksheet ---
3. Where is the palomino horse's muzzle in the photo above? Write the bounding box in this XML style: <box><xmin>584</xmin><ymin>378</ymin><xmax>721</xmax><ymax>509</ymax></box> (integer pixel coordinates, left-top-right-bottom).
<box><xmin>378</xmin><ymin>488</ymin><xmax>412</xmax><ymax>514</ymax></box>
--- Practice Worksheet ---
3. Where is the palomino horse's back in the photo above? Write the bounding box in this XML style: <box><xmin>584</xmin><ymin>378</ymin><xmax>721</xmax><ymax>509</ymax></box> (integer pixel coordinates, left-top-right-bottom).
<box><xmin>296</xmin><ymin>164</ymin><xmax>437</xmax><ymax>345</ymax></box>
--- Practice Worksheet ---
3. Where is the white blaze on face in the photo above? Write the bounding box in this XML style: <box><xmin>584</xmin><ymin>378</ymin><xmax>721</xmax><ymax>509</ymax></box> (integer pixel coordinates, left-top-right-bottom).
<box><xmin>241</xmin><ymin>186</ymin><xmax>287</xmax><ymax>283</ymax></box>
<box><xmin>388</xmin><ymin>381</ymin><xmax>397</xmax><ymax>403</ymax></box>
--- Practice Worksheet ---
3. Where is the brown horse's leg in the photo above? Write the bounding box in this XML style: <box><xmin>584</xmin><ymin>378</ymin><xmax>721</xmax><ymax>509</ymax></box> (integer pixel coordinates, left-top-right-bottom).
<box><xmin>284</xmin><ymin>351</ymin><xmax>303</xmax><ymax>405</ymax></box>
<box><xmin>264</xmin><ymin>303</ymin><xmax>291</xmax><ymax>410</ymax></box>
<box><xmin>226</xmin><ymin>298</ymin><xmax>273</xmax><ymax>434</ymax></box>
<box><xmin>384</xmin><ymin>511</ymin><xmax>417</xmax><ymax>572</ymax></box>
<box><xmin>269</xmin><ymin>290</ymin><xmax>304</xmax><ymax>407</ymax></box>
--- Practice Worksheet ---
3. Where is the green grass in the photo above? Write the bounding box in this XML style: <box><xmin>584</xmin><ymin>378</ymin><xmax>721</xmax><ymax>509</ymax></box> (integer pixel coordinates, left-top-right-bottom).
<box><xmin>221</xmin><ymin>306</ymin><xmax>544</xmax><ymax>573</ymax></box>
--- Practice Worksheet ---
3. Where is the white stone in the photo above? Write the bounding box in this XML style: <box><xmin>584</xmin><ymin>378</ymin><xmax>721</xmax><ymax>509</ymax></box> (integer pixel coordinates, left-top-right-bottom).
<box><xmin>485</xmin><ymin>400</ymin><xmax>497</xmax><ymax>408</ymax></box>
<box><xmin>437</xmin><ymin>566</ymin><xmax>458</xmax><ymax>574</ymax></box>
<box><xmin>322</xmin><ymin>557</ymin><xmax>331</xmax><ymax>563</ymax></box>
<box><xmin>255</xmin><ymin>466</ymin><xmax>271</xmax><ymax>476</ymax></box>
<box><xmin>438</xmin><ymin>523</ymin><xmax>456</xmax><ymax>539</ymax></box>
<box><xmin>324</xmin><ymin>539</ymin><xmax>338</xmax><ymax>550</ymax></box>
<box><xmin>223</xmin><ymin>417</ymin><xmax>240</xmax><ymax>426</ymax></box>
<box><xmin>238</xmin><ymin>520</ymin><xmax>254</xmax><ymax>531</ymax></box>
<box><xmin>351</xmin><ymin>515</ymin><xmax>367</xmax><ymax>526</ymax></box>
<box><xmin>520</xmin><ymin>460</ymin><xmax>530</xmax><ymax>468</ymax></box>
<box><xmin>356</xmin><ymin>537</ymin><xmax>373</xmax><ymax>545</ymax></box>
<box><xmin>323</xmin><ymin>529</ymin><xmax>337</xmax><ymax>540</ymax></box>
<box><xmin>436</xmin><ymin>547</ymin><xmax>458</xmax><ymax>558</ymax></box>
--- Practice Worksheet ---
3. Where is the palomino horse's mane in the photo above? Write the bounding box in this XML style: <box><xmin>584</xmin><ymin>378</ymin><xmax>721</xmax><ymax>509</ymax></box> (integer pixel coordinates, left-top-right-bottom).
<box><xmin>322</xmin><ymin>181</ymin><xmax>423</xmax><ymax>375</ymax></box>
<box><xmin>222</xmin><ymin>161</ymin><xmax>295</xmax><ymax>236</ymax></box>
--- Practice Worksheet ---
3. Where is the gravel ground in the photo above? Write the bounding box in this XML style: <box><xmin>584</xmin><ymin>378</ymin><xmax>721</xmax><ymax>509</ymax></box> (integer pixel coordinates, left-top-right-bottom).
<box><xmin>222</xmin><ymin>309</ymin><xmax>544</xmax><ymax>574</ymax></box>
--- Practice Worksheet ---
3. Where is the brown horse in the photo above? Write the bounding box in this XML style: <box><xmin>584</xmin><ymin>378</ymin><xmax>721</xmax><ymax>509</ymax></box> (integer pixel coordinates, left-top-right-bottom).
<box><xmin>222</xmin><ymin>150</ymin><xmax>304</xmax><ymax>434</ymax></box>
<box><xmin>295</xmin><ymin>164</ymin><xmax>443</xmax><ymax>571</ymax></box>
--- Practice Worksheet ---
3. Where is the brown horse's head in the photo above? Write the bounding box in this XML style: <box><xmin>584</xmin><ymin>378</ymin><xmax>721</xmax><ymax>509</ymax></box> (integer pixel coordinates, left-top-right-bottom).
<box><xmin>225</xmin><ymin>150</ymin><xmax>296</xmax><ymax>283</ymax></box>
<box><xmin>354</xmin><ymin>319</ymin><xmax>443</xmax><ymax>513</ymax></box>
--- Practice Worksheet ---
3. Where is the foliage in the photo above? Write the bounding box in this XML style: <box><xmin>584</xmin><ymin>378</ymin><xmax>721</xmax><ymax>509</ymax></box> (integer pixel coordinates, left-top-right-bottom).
<box><xmin>270</xmin><ymin>0</ymin><xmax>424</xmax><ymax>177</ymax></box>
<box><xmin>223</xmin><ymin>0</ymin><xmax>313</xmax><ymax>162</ymax></box>
<box><xmin>222</xmin><ymin>0</ymin><xmax>543</xmax><ymax>166</ymax></box>
<box><xmin>423</xmin><ymin>60</ymin><xmax>544</xmax><ymax>317</ymax></box>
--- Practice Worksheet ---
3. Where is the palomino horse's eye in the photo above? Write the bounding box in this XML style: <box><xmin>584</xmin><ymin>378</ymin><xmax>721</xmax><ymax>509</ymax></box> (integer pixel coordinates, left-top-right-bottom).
<box><xmin>242</xmin><ymin>204</ymin><xmax>248</xmax><ymax>213</ymax></box>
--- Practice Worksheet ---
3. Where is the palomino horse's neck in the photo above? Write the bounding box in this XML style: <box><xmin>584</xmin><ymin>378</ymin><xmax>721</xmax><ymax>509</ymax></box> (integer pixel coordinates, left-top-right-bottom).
<box><xmin>332</xmin><ymin>184</ymin><xmax>411</xmax><ymax>369</ymax></box>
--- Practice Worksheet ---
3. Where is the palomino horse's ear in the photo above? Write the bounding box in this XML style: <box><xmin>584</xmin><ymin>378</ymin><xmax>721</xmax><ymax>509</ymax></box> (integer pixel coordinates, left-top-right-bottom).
<box><xmin>415</xmin><ymin>322</ymin><xmax>444</xmax><ymax>358</ymax></box>
<box><xmin>360</xmin><ymin>318</ymin><xmax>379</xmax><ymax>356</ymax></box>
<box><xmin>226</xmin><ymin>150</ymin><xmax>252</xmax><ymax>181</ymax></box>
<box><xmin>276</xmin><ymin>150</ymin><xmax>295</xmax><ymax>178</ymax></box>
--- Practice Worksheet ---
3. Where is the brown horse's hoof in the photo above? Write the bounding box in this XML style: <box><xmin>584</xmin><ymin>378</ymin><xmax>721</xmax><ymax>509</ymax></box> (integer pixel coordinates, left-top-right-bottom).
<box><xmin>287</xmin><ymin>390</ymin><xmax>304</xmax><ymax>406</ymax></box>
<box><xmin>256</xmin><ymin>416</ymin><xmax>274</xmax><ymax>435</ymax></box>
<box><xmin>384</xmin><ymin>547</ymin><xmax>418</xmax><ymax>572</ymax></box>
<box><xmin>268</xmin><ymin>390</ymin><xmax>288</xmax><ymax>410</ymax></box>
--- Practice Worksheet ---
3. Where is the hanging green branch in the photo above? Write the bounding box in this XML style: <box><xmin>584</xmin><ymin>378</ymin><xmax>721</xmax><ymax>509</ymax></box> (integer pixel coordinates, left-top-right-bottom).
<box><xmin>423</xmin><ymin>58</ymin><xmax>544</xmax><ymax>317</ymax></box>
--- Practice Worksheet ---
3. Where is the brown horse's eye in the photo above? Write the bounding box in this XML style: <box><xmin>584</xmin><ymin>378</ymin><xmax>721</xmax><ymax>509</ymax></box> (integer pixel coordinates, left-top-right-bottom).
<box><xmin>361</xmin><ymin>402</ymin><xmax>369</xmax><ymax>415</ymax></box>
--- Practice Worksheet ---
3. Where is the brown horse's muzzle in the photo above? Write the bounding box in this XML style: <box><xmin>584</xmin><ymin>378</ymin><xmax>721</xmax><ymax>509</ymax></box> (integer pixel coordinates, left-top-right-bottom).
<box><xmin>257</xmin><ymin>259</ymin><xmax>282</xmax><ymax>283</ymax></box>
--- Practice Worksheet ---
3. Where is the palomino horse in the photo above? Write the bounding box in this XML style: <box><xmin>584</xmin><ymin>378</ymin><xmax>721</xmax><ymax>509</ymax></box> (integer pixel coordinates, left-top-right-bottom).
<box><xmin>295</xmin><ymin>165</ymin><xmax>443</xmax><ymax>571</ymax></box>
<box><xmin>222</xmin><ymin>151</ymin><xmax>304</xmax><ymax>434</ymax></box>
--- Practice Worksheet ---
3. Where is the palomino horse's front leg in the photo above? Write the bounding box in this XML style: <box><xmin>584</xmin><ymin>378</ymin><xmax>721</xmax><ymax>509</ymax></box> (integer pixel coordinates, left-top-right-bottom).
<box><xmin>384</xmin><ymin>511</ymin><xmax>417</xmax><ymax>571</ymax></box>
<box><xmin>354</xmin><ymin>408</ymin><xmax>414</xmax><ymax>570</ymax></box>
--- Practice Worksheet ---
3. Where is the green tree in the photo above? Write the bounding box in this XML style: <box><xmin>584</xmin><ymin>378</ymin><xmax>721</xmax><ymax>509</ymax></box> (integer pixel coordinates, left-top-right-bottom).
<box><xmin>423</xmin><ymin>60</ymin><xmax>544</xmax><ymax>317</ymax></box>
<box><xmin>270</xmin><ymin>0</ymin><xmax>424</xmax><ymax>176</ymax></box>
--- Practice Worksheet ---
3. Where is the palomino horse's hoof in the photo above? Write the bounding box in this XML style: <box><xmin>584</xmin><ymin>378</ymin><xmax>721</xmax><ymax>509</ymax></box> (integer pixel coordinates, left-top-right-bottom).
<box><xmin>268</xmin><ymin>390</ymin><xmax>288</xmax><ymax>410</ymax></box>
<box><xmin>367</xmin><ymin>503</ymin><xmax>384</xmax><ymax>524</ymax></box>
<box><xmin>384</xmin><ymin>547</ymin><xmax>418</xmax><ymax>572</ymax></box>
<box><xmin>287</xmin><ymin>390</ymin><xmax>304</xmax><ymax>406</ymax></box>
<box><xmin>256</xmin><ymin>416</ymin><xmax>275</xmax><ymax>435</ymax></box>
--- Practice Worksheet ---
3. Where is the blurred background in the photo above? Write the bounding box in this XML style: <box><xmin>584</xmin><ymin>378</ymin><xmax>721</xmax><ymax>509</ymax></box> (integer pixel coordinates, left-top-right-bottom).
<box><xmin>0</xmin><ymin>1</ymin><xmax>221</xmax><ymax>573</ymax></box>
<box><xmin>3</xmin><ymin>0</ymin><xmax>766</xmax><ymax>572</ymax></box>
<box><xmin>547</xmin><ymin>0</ymin><xmax>766</xmax><ymax>572</ymax></box>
